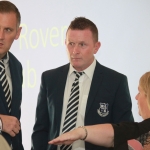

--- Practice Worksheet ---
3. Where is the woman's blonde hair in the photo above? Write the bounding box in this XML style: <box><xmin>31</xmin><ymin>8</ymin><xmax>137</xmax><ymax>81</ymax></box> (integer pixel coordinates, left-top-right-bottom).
<box><xmin>139</xmin><ymin>71</ymin><xmax>150</xmax><ymax>107</ymax></box>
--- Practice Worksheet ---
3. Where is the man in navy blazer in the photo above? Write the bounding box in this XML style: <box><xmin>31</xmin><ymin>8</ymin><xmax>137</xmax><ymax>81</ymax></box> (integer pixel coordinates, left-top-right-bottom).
<box><xmin>0</xmin><ymin>1</ymin><xmax>24</xmax><ymax>150</ymax></box>
<box><xmin>31</xmin><ymin>17</ymin><xmax>134</xmax><ymax>150</ymax></box>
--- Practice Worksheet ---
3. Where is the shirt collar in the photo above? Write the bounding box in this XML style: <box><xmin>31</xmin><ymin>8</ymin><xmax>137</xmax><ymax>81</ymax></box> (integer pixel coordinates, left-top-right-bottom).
<box><xmin>69</xmin><ymin>58</ymin><xmax>96</xmax><ymax>80</ymax></box>
<box><xmin>84</xmin><ymin>59</ymin><xmax>96</xmax><ymax>80</ymax></box>
<box><xmin>3</xmin><ymin>53</ymin><xmax>9</xmax><ymax>64</ymax></box>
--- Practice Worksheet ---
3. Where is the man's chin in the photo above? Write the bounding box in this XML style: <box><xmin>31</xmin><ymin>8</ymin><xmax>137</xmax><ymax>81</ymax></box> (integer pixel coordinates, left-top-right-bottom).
<box><xmin>72</xmin><ymin>63</ymin><xmax>81</xmax><ymax>68</ymax></box>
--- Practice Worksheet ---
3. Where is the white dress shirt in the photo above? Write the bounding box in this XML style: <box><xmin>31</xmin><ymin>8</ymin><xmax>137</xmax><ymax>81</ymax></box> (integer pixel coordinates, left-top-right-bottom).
<box><xmin>58</xmin><ymin>59</ymin><xmax>96</xmax><ymax>150</ymax></box>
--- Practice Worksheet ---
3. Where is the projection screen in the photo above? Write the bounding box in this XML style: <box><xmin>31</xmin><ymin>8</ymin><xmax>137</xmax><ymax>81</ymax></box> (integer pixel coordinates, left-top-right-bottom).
<box><xmin>6</xmin><ymin>0</ymin><xmax>150</xmax><ymax>149</ymax></box>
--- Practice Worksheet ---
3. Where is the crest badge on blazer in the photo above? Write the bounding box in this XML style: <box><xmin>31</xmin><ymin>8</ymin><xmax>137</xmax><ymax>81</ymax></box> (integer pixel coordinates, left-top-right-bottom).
<box><xmin>97</xmin><ymin>103</ymin><xmax>109</xmax><ymax>117</ymax></box>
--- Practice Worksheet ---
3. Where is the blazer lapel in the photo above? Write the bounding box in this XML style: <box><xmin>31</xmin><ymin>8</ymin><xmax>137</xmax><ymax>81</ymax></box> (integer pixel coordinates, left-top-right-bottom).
<box><xmin>8</xmin><ymin>56</ymin><xmax>22</xmax><ymax>116</ymax></box>
<box><xmin>55</xmin><ymin>64</ymin><xmax>69</xmax><ymax>129</ymax></box>
<box><xmin>85</xmin><ymin>61</ymin><xmax>103</xmax><ymax>115</ymax></box>
<box><xmin>0</xmin><ymin>56</ymin><xmax>11</xmax><ymax>114</ymax></box>
<box><xmin>0</xmin><ymin>82</ymin><xmax>9</xmax><ymax>113</ymax></box>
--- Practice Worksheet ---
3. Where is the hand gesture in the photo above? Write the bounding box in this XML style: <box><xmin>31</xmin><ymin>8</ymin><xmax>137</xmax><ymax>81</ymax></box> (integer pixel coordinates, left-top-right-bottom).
<box><xmin>0</xmin><ymin>115</ymin><xmax>20</xmax><ymax>137</ymax></box>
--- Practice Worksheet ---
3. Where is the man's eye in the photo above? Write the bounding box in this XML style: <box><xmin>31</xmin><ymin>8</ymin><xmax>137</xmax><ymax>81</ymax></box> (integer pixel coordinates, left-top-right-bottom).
<box><xmin>69</xmin><ymin>42</ymin><xmax>74</xmax><ymax>46</ymax></box>
<box><xmin>80</xmin><ymin>43</ymin><xmax>85</xmax><ymax>47</ymax></box>
<box><xmin>5</xmin><ymin>28</ymin><xmax>11</xmax><ymax>32</ymax></box>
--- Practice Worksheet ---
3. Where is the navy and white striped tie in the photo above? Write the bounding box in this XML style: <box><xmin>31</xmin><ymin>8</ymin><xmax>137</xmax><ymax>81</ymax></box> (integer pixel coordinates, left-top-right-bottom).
<box><xmin>0</xmin><ymin>60</ymin><xmax>11</xmax><ymax>113</ymax></box>
<box><xmin>60</xmin><ymin>71</ymin><xmax>84</xmax><ymax>150</ymax></box>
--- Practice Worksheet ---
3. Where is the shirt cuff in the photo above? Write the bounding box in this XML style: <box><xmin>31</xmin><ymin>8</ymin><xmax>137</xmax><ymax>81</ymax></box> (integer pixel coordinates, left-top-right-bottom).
<box><xmin>0</xmin><ymin>117</ymin><xmax>2</xmax><ymax>132</ymax></box>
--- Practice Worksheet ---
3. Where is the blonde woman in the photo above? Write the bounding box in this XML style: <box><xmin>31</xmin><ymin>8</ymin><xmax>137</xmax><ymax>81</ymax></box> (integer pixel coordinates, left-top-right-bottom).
<box><xmin>49</xmin><ymin>72</ymin><xmax>150</xmax><ymax>150</ymax></box>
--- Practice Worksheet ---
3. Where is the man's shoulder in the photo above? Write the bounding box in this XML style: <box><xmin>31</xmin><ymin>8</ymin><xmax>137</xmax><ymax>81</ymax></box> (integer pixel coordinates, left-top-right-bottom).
<box><xmin>42</xmin><ymin>63</ymin><xmax>69</xmax><ymax>77</ymax></box>
<box><xmin>8</xmin><ymin>52</ymin><xmax>21</xmax><ymax>65</ymax></box>
<box><xmin>40</xmin><ymin>63</ymin><xmax>69</xmax><ymax>84</ymax></box>
<box><xmin>96</xmin><ymin>62</ymin><xmax>126</xmax><ymax>78</ymax></box>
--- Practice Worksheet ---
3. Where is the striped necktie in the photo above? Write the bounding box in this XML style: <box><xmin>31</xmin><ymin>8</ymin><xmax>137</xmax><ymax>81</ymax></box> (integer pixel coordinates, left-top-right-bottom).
<box><xmin>0</xmin><ymin>60</ymin><xmax>11</xmax><ymax>113</ymax></box>
<box><xmin>60</xmin><ymin>71</ymin><xmax>84</xmax><ymax>150</ymax></box>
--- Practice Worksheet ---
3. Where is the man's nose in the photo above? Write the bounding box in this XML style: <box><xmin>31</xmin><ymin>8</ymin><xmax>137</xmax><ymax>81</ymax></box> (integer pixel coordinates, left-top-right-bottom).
<box><xmin>0</xmin><ymin>30</ymin><xmax>4</xmax><ymax>40</ymax></box>
<box><xmin>135</xmin><ymin>94</ymin><xmax>138</xmax><ymax>101</ymax></box>
<box><xmin>73</xmin><ymin>45</ymin><xmax>80</xmax><ymax>54</ymax></box>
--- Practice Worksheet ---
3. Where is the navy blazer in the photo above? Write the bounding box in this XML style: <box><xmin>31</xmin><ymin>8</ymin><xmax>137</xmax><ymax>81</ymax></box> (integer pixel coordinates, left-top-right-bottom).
<box><xmin>0</xmin><ymin>52</ymin><xmax>24</xmax><ymax>150</ymax></box>
<box><xmin>31</xmin><ymin>61</ymin><xmax>134</xmax><ymax>150</ymax></box>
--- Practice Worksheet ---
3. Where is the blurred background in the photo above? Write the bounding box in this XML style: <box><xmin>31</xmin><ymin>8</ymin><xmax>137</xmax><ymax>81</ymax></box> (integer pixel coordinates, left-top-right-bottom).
<box><xmin>9</xmin><ymin>1</ymin><xmax>150</xmax><ymax>149</ymax></box>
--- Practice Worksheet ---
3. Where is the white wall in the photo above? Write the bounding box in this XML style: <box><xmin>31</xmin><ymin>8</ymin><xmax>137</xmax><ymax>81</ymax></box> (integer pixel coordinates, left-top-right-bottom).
<box><xmin>9</xmin><ymin>1</ymin><xmax>150</xmax><ymax>149</ymax></box>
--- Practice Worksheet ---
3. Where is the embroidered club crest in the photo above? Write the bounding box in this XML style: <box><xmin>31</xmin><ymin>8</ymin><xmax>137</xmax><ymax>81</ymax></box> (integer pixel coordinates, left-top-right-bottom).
<box><xmin>97</xmin><ymin>103</ymin><xmax>109</xmax><ymax>117</ymax></box>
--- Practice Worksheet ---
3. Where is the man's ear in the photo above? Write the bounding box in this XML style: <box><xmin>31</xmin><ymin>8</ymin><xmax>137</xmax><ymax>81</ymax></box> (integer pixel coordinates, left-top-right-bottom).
<box><xmin>94</xmin><ymin>41</ymin><xmax>101</xmax><ymax>54</ymax></box>
<box><xmin>15</xmin><ymin>27</ymin><xmax>22</xmax><ymax>40</ymax></box>
<box><xmin>65</xmin><ymin>39</ymin><xmax>67</xmax><ymax>45</ymax></box>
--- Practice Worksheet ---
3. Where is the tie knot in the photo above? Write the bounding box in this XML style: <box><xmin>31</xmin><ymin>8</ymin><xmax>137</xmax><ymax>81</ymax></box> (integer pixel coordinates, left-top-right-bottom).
<box><xmin>74</xmin><ymin>71</ymin><xmax>84</xmax><ymax>79</ymax></box>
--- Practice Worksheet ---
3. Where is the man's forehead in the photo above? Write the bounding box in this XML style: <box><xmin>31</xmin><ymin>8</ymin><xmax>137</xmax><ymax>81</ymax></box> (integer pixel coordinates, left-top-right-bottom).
<box><xmin>67</xmin><ymin>29</ymin><xmax>92</xmax><ymax>37</ymax></box>
<box><xmin>67</xmin><ymin>28</ymin><xmax>91</xmax><ymax>33</ymax></box>
<box><xmin>0</xmin><ymin>12</ymin><xmax>17</xmax><ymax>20</ymax></box>
<box><xmin>0</xmin><ymin>12</ymin><xmax>18</xmax><ymax>27</ymax></box>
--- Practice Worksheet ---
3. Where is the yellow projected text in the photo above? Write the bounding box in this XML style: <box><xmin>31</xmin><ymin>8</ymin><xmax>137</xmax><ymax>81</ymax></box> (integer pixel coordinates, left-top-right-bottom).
<box><xmin>19</xmin><ymin>24</ymin><xmax>67</xmax><ymax>49</ymax></box>
<box><xmin>23</xmin><ymin>60</ymin><xmax>37</xmax><ymax>88</ymax></box>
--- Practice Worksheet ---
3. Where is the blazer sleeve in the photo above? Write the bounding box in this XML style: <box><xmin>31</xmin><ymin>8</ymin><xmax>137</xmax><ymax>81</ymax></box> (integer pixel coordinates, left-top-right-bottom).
<box><xmin>112</xmin><ymin>75</ymin><xmax>134</xmax><ymax>123</ymax></box>
<box><xmin>112</xmin><ymin>118</ymin><xmax>150</xmax><ymax>149</ymax></box>
<box><xmin>31</xmin><ymin>72</ymin><xmax>49</xmax><ymax>150</ymax></box>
